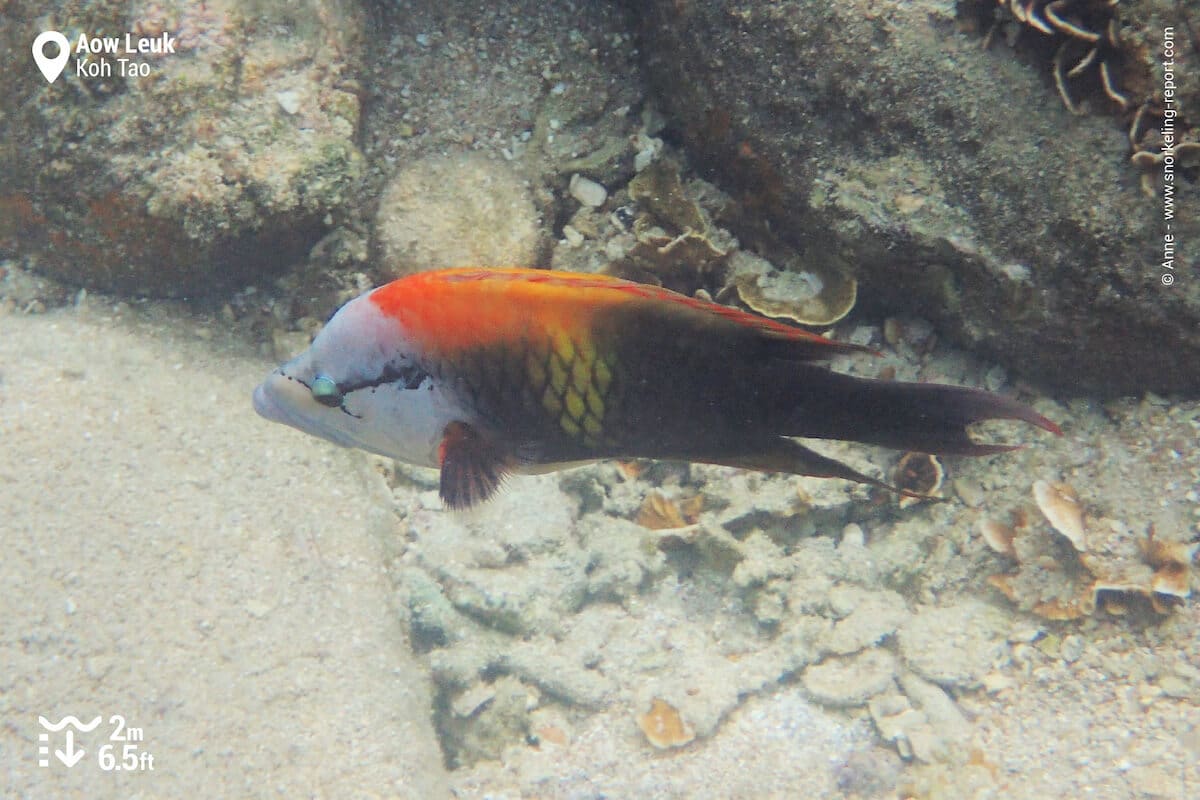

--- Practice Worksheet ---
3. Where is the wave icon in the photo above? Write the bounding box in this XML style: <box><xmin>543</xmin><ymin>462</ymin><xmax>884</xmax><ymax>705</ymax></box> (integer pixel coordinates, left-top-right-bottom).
<box><xmin>38</xmin><ymin>715</ymin><xmax>102</xmax><ymax>732</ymax></box>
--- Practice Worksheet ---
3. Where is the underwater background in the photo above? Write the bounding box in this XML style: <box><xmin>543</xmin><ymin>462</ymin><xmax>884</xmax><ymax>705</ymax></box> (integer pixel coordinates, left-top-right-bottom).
<box><xmin>2</xmin><ymin>1</ymin><xmax>1198</xmax><ymax>798</ymax></box>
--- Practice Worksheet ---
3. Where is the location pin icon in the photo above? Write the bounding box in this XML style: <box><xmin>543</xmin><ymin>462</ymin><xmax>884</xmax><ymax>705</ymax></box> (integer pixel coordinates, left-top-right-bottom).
<box><xmin>32</xmin><ymin>31</ymin><xmax>71</xmax><ymax>84</ymax></box>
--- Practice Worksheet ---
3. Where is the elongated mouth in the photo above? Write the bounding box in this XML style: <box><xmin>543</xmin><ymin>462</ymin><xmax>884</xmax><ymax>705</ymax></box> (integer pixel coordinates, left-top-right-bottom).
<box><xmin>252</xmin><ymin>371</ymin><xmax>360</xmax><ymax>449</ymax></box>
<box><xmin>252</xmin><ymin>371</ymin><xmax>314</xmax><ymax>431</ymax></box>
<box><xmin>253</xmin><ymin>376</ymin><xmax>286</xmax><ymax>424</ymax></box>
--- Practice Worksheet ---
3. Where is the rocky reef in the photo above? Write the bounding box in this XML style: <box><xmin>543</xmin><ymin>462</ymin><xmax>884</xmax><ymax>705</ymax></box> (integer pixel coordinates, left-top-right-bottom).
<box><xmin>4</xmin><ymin>2</ymin><xmax>1199</xmax><ymax>797</ymax></box>
<box><xmin>635</xmin><ymin>0</ymin><xmax>1200</xmax><ymax>394</ymax></box>
<box><xmin>1</xmin><ymin>0</ymin><xmax>364</xmax><ymax>295</ymax></box>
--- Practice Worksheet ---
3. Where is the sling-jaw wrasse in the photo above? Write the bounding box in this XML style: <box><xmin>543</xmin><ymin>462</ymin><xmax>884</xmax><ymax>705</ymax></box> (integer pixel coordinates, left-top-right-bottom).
<box><xmin>253</xmin><ymin>267</ymin><xmax>1061</xmax><ymax>508</ymax></box>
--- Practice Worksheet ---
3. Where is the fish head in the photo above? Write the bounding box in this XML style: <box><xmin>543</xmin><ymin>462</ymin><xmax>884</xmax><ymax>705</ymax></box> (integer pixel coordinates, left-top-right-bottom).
<box><xmin>252</xmin><ymin>290</ymin><xmax>455</xmax><ymax>467</ymax></box>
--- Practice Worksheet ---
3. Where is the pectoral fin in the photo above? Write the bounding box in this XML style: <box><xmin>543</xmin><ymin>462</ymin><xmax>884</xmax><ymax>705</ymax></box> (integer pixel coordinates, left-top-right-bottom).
<box><xmin>438</xmin><ymin>421</ymin><xmax>513</xmax><ymax>509</ymax></box>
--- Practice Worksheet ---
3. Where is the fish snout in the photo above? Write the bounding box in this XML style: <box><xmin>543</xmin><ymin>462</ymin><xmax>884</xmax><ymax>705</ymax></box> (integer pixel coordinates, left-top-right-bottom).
<box><xmin>252</xmin><ymin>371</ymin><xmax>309</xmax><ymax>428</ymax></box>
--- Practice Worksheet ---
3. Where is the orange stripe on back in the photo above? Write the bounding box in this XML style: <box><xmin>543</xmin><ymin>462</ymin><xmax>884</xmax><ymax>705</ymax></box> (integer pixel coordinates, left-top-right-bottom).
<box><xmin>367</xmin><ymin>266</ymin><xmax>845</xmax><ymax>355</ymax></box>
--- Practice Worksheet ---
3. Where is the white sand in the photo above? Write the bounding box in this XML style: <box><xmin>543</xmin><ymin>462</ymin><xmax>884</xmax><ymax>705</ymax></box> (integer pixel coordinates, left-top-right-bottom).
<box><xmin>0</xmin><ymin>307</ymin><xmax>448</xmax><ymax>798</ymax></box>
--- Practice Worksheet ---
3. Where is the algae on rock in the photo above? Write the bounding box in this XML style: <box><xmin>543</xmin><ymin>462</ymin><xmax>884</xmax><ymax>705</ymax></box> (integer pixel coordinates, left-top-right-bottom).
<box><xmin>1</xmin><ymin>0</ymin><xmax>365</xmax><ymax>295</ymax></box>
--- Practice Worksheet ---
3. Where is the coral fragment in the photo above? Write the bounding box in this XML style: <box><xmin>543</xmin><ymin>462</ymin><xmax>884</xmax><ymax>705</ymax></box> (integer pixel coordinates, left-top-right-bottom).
<box><xmin>636</xmin><ymin>491</ymin><xmax>701</xmax><ymax>530</ymax></box>
<box><xmin>636</xmin><ymin>698</ymin><xmax>695</xmax><ymax>749</ymax></box>
<box><xmin>1033</xmin><ymin>480</ymin><xmax>1087</xmax><ymax>551</ymax></box>
<box><xmin>980</xmin><ymin>518</ymin><xmax>1018</xmax><ymax>558</ymax></box>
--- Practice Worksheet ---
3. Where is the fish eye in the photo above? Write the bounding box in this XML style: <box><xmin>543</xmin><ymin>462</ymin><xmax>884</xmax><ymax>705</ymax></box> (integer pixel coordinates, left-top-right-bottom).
<box><xmin>310</xmin><ymin>375</ymin><xmax>343</xmax><ymax>407</ymax></box>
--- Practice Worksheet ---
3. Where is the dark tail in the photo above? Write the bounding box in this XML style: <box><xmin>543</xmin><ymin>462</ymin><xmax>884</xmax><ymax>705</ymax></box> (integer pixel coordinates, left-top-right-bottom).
<box><xmin>782</xmin><ymin>365</ymin><xmax>1062</xmax><ymax>455</ymax></box>
<box><xmin>656</xmin><ymin>364</ymin><xmax>1060</xmax><ymax>496</ymax></box>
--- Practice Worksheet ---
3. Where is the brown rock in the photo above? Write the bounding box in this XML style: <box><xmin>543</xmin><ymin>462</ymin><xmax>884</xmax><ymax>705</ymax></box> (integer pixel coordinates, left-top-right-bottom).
<box><xmin>1</xmin><ymin>0</ymin><xmax>365</xmax><ymax>296</ymax></box>
<box><xmin>636</xmin><ymin>0</ymin><xmax>1200</xmax><ymax>395</ymax></box>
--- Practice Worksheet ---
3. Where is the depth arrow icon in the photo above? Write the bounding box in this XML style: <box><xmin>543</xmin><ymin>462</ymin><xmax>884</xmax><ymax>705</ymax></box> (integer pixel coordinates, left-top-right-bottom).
<box><xmin>55</xmin><ymin>730</ymin><xmax>86</xmax><ymax>768</ymax></box>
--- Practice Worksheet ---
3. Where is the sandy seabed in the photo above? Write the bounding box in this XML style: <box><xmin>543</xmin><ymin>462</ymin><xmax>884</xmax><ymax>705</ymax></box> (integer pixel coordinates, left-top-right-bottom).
<box><xmin>0</xmin><ymin>306</ymin><xmax>447</xmax><ymax>798</ymax></box>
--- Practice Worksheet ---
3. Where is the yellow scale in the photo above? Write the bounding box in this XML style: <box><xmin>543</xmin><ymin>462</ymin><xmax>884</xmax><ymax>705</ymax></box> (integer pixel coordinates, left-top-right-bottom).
<box><xmin>525</xmin><ymin>329</ymin><xmax>613</xmax><ymax>447</ymax></box>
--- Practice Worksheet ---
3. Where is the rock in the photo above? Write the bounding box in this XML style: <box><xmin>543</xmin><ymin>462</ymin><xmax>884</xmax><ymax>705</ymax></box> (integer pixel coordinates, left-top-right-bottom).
<box><xmin>905</xmin><ymin>724</ymin><xmax>945</xmax><ymax>764</ymax></box>
<box><xmin>452</xmin><ymin>682</ymin><xmax>499</xmax><ymax>719</ymax></box>
<box><xmin>398</xmin><ymin>566</ymin><xmax>473</xmax><ymax>649</ymax></box>
<box><xmin>1060</xmin><ymin>633</ymin><xmax>1086</xmax><ymax>664</ymax></box>
<box><xmin>636</xmin><ymin>0</ymin><xmax>1200</xmax><ymax>394</ymax></box>
<box><xmin>834</xmin><ymin>746</ymin><xmax>903</xmax><ymax>797</ymax></box>
<box><xmin>404</xmin><ymin>475</ymin><xmax>586</xmax><ymax>636</ymax></box>
<box><xmin>1156</xmin><ymin>675</ymin><xmax>1194</xmax><ymax>700</ymax></box>
<box><xmin>898</xmin><ymin>671</ymin><xmax>970</xmax><ymax>745</ymax></box>
<box><xmin>274</xmin><ymin>89</ymin><xmax>302</xmax><ymax>115</ymax></box>
<box><xmin>439</xmin><ymin>675</ymin><xmax>536</xmax><ymax>767</ymax></box>
<box><xmin>730</xmin><ymin>531</ymin><xmax>790</xmax><ymax>589</ymax></box>
<box><xmin>802</xmin><ymin>649</ymin><xmax>897</xmax><ymax>707</ymax></box>
<box><xmin>897</xmin><ymin>599</ymin><xmax>1011</xmax><ymax>689</ymax></box>
<box><xmin>821</xmin><ymin>588</ymin><xmax>909</xmax><ymax>655</ymax></box>
<box><xmin>869</xmin><ymin>676</ymin><xmax>967</xmax><ymax>764</ymax></box>
<box><xmin>575</xmin><ymin>514</ymin><xmax>666</xmax><ymax>602</ymax></box>
<box><xmin>502</xmin><ymin>637</ymin><xmax>615</xmax><ymax>710</ymax></box>
<box><xmin>706</xmin><ymin>463</ymin><xmax>868</xmax><ymax>537</ymax></box>
<box><xmin>568</xmin><ymin>174</ymin><xmax>608</xmax><ymax>207</ymax></box>
<box><xmin>375</xmin><ymin>152</ymin><xmax>543</xmax><ymax>278</ymax></box>
<box><xmin>1</xmin><ymin>0</ymin><xmax>365</xmax><ymax>295</ymax></box>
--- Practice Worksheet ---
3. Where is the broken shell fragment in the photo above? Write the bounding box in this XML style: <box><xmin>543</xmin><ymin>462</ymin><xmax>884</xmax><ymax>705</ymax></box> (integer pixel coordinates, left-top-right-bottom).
<box><xmin>986</xmin><ymin>574</ymin><xmax>1019</xmax><ymax>602</ymax></box>
<box><xmin>637</xmin><ymin>491</ymin><xmax>692</xmax><ymax>530</ymax></box>
<box><xmin>535</xmin><ymin>724</ymin><xmax>569</xmax><ymax>747</ymax></box>
<box><xmin>988</xmin><ymin>492</ymin><xmax>1194</xmax><ymax>619</ymax></box>
<box><xmin>1149</xmin><ymin>594</ymin><xmax>1179</xmax><ymax>614</ymax></box>
<box><xmin>979</xmin><ymin>518</ymin><xmax>1017</xmax><ymax>558</ymax></box>
<box><xmin>678</xmin><ymin>494</ymin><xmax>705</xmax><ymax>522</ymax></box>
<box><xmin>1033</xmin><ymin>480</ymin><xmax>1087</xmax><ymax>552</ymax></box>
<box><xmin>636</xmin><ymin>698</ymin><xmax>695</xmax><ymax>749</ymax></box>
<box><xmin>1141</xmin><ymin>533</ymin><xmax>1197</xmax><ymax>599</ymax></box>
<box><xmin>1149</xmin><ymin>560</ymin><xmax>1191</xmax><ymax>598</ymax></box>
<box><xmin>1031</xmin><ymin>589</ymin><xmax>1096</xmax><ymax>621</ymax></box>
<box><xmin>894</xmin><ymin>452</ymin><xmax>944</xmax><ymax>508</ymax></box>
<box><xmin>1099</xmin><ymin>595</ymin><xmax>1128</xmax><ymax>616</ymax></box>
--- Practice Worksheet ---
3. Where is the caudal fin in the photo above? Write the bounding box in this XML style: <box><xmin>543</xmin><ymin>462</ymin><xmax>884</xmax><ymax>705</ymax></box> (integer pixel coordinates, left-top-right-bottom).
<box><xmin>783</xmin><ymin>366</ymin><xmax>1062</xmax><ymax>455</ymax></box>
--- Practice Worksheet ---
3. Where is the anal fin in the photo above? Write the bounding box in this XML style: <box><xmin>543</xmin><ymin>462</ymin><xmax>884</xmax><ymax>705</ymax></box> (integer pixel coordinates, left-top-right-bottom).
<box><xmin>438</xmin><ymin>421</ymin><xmax>513</xmax><ymax>509</ymax></box>
<box><xmin>694</xmin><ymin>436</ymin><xmax>915</xmax><ymax>497</ymax></box>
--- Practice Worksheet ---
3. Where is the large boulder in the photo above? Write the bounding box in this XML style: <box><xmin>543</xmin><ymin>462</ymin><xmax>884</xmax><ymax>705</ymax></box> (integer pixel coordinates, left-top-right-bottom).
<box><xmin>636</xmin><ymin>0</ymin><xmax>1200</xmax><ymax>395</ymax></box>
<box><xmin>0</xmin><ymin>0</ymin><xmax>365</xmax><ymax>296</ymax></box>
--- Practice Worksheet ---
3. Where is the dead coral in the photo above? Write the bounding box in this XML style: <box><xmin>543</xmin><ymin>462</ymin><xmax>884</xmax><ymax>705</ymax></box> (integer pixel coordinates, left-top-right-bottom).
<box><xmin>621</xmin><ymin>160</ymin><xmax>857</xmax><ymax>326</ymax></box>
<box><xmin>986</xmin><ymin>1</ymin><xmax>1133</xmax><ymax>113</ymax></box>
<box><xmin>636</xmin><ymin>698</ymin><xmax>696</xmax><ymax>749</ymax></box>
<box><xmin>1140</xmin><ymin>526</ymin><xmax>1198</xmax><ymax>605</ymax></box>
<box><xmin>613</xmin><ymin>159</ymin><xmax>732</xmax><ymax>291</ymax></box>
<box><xmin>635</xmin><ymin>491</ymin><xmax>703</xmax><ymax>530</ymax></box>
<box><xmin>983</xmin><ymin>480</ymin><xmax>1197</xmax><ymax>619</ymax></box>
<box><xmin>979</xmin><ymin>0</ymin><xmax>1198</xmax><ymax>188</ymax></box>
<box><xmin>1032</xmin><ymin>479</ymin><xmax>1087</xmax><ymax>552</ymax></box>
<box><xmin>722</xmin><ymin>250</ymin><xmax>858</xmax><ymax>327</ymax></box>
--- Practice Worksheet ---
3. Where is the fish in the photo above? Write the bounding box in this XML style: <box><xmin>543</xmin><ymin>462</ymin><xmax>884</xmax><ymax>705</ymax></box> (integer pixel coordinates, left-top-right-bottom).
<box><xmin>253</xmin><ymin>267</ymin><xmax>1061</xmax><ymax>508</ymax></box>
